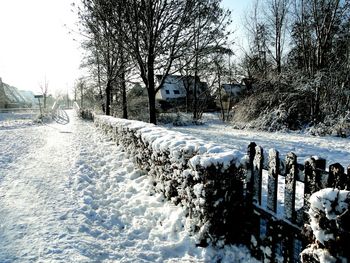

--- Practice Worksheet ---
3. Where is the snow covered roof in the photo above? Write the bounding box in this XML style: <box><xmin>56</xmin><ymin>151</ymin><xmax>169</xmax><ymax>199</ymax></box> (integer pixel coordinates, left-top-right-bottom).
<box><xmin>0</xmin><ymin>80</ymin><xmax>34</xmax><ymax>108</ymax></box>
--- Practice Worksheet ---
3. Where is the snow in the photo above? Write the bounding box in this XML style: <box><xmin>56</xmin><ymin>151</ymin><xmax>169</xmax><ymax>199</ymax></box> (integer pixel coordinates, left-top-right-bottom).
<box><xmin>94</xmin><ymin>115</ymin><xmax>249</xmax><ymax>245</ymax></box>
<box><xmin>167</xmin><ymin>116</ymin><xmax>350</xmax><ymax>168</ymax></box>
<box><xmin>95</xmin><ymin>114</ymin><xmax>245</xmax><ymax>171</ymax></box>
<box><xmin>0</xmin><ymin>110</ymin><xmax>258</xmax><ymax>262</ymax></box>
<box><xmin>0</xmin><ymin>111</ymin><xmax>39</xmax><ymax>130</ymax></box>
<box><xmin>166</xmin><ymin>115</ymin><xmax>350</xmax><ymax>218</ymax></box>
<box><xmin>301</xmin><ymin>188</ymin><xmax>350</xmax><ymax>263</ymax></box>
<box><xmin>308</xmin><ymin>188</ymin><xmax>350</xmax><ymax>244</ymax></box>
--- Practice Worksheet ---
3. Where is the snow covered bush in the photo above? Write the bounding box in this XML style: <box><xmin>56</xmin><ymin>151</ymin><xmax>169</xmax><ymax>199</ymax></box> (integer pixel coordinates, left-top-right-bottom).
<box><xmin>94</xmin><ymin>115</ymin><xmax>247</xmax><ymax>246</ymax></box>
<box><xmin>301</xmin><ymin>188</ymin><xmax>350</xmax><ymax>263</ymax></box>
<box><xmin>306</xmin><ymin>113</ymin><xmax>350</xmax><ymax>138</ymax></box>
<box><xmin>78</xmin><ymin>108</ymin><xmax>94</xmax><ymax>120</ymax></box>
<box><xmin>230</xmin><ymin>80</ymin><xmax>312</xmax><ymax>132</ymax></box>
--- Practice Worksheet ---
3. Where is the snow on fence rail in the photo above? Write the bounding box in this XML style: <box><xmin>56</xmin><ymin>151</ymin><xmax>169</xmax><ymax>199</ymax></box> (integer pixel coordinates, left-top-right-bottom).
<box><xmin>83</xmin><ymin>113</ymin><xmax>350</xmax><ymax>262</ymax></box>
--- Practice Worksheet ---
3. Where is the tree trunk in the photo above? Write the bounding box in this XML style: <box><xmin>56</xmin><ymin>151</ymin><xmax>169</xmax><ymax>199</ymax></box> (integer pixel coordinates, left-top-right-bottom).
<box><xmin>122</xmin><ymin>69</ymin><xmax>128</xmax><ymax>119</ymax></box>
<box><xmin>217</xmin><ymin>66</ymin><xmax>225</xmax><ymax>121</ymax></box>
<box><xmin>148</xmin><ymin>85</ymin><xmax>157</xmax><ymax>124</ymax></box>
<box><xmin>193</xmin><ymin>65</ymin><xmax>198</xmax><ymax>121</ymax></box>
<box><xmin>97</xmin><ymin>53</ymin><xmax>105</xmax><ymax>113</ymax></box>
<box><xmin>80</xmin><ymin>82</ymin><xmax>83</xmax><ymax>108</ymax></box>
<box><xmin>105</xmin><ymin>81</ymin><xmax>111</xmax><ymax>116</ymax></box>
<box><xmin>147</xmin><ymin>53</ymin><xmax>157</xmax><ymax>124</ymax></box>
<box><xmin>43</xmin><ymin>95</ymin><xmax>47</xmax><ymax>109</ymax></box>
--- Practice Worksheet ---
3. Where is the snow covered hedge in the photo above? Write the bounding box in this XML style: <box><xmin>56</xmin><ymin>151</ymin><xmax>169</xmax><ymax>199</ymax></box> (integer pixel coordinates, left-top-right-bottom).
<box><xmin>94</xmin><ymin>115</ymin><xmax>247</xmax><ymax>245</ymax></box>
<box><xmin>301</xmin><ymin>188</ymin><xmax>350</xmax><ymax>263</ymax></box>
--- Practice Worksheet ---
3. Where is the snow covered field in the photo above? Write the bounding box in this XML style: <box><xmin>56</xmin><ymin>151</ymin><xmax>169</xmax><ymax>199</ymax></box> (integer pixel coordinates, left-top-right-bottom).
<box><xmin>2</xmin><ymin>111</ymin><xmax>348</xmax><ymax>262</ymax></box>
<box><xmin>166</xmin><ymin>115</ymin><xmax>350</xmax><ymax>218</ymax></box>
<box><xmin>168</xmin><ymin>115</ymin><xmax>350</xmax><ymax>169</ymax></box>
<box><xmin>0</xmin><ymin>111</ymin><xmax>39</xmax><ymax>130</ymax></box>
<box><xmin>0</xmin><ymin>111</ymin><xmax>257</xmax><ymax>263</ymax></box>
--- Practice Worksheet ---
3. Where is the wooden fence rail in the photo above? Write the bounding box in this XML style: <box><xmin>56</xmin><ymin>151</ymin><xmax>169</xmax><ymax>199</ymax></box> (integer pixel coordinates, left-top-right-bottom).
<box><xmin>245</xmin><ymin>142</ymin><xmax>350</xmax><ymax>263</ymax></box>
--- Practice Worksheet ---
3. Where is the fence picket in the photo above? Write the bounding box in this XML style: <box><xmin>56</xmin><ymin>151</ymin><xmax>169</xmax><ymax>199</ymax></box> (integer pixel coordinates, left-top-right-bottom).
<box><xmin>348</xmin><ymin>166</ymin><xmax>350</xmax><ymax>190</ymax></box>
<box><xmin>300</xmin><ymin>157</ymin><xmax>324</xmax><ymax>226</ymax></box>
<box><xmin>253</xmin><ymin>146</ymin><xmax>264</xmax><ymax>205</ymax></box>
<box><xmin>247</xmin><ymin>142</ymin><xmax>257</xmax><ymax>193</ymax></box>
<box><xmin>284</xmin><ymin>152</ymin><xmax>297</xmax><ymax>222</ymax></box>
<box><xmin>304</xmin><ymin>158</ymin><xmax>316</xmax><ymax>197</ymax></box>
<box><xmin>267</xmin><ymin>149</ymin><xmax>279</xmax><ymax>213</ymax></box>
<box><xmin>315</xmin><ymin>158</ymin><xmax>326</xmax><ymax>190</ymax></box>
<box><xmin>328</xmin><ymin>163</ymin><xmax>346</xmax><ymax>189</ymax></box>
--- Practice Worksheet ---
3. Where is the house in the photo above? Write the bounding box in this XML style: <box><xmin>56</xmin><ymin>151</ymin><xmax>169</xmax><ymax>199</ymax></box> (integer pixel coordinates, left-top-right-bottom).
<box><xmin>155</xmin><ymin>75</ymin><xmax>186</xmax><ymax>101</ymax></box>
<box><xmin>155</xmin><ymin>74</ymin><xmax>211</xmax><ymax>111</ymax></box>
<box><xmin>217</xmin><ymin>83</ymin><xmax>246</xmax><ymax>111</ymax></box>
<box><xmin>0</xmin><ymin>77</ymin><xmax>34</xmax><ymax>108</ymax></box>
<box><xmin>127</xmin><ymin>76</ymin><xmax>213</xmax><ymax>112</ymax></box>
<box><xmin>155</xmin><ymin>75</ymin><xmax>208</xmax><ymax>100</ymax></box>
<box><xmin>222</xmin><ymin>83</ymin><xmax>246</xmax><ymax>97</ymax></box>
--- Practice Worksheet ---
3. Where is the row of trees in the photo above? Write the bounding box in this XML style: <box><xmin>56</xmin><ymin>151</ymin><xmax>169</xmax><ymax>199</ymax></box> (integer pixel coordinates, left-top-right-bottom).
<box><xmin>242</xmin><ymin>0</ymin><xmax>350</xmax><ymax>124</ymax></box>
<box><xmin>75</xmin><ymin>0</ymin><xmax>232</xmax><ymax>124</ymax></box>
<box><xmin>76</xmin><ymin>0</ymin><xmax>350</xmax><ymax>127</ymax></box>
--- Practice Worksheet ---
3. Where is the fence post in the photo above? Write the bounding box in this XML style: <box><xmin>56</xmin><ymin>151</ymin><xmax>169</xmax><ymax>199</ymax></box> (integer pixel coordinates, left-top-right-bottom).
<box><xmin>328</xmin><ymin>163</ymin><xmax>345</xmax><ymax>189</ymax></box>
<box><xmin>348</xmin><ymin>165</ymin><xmax>350</xmax><ymax>190</ymax></box>
<box><xmin>246</xmin><ymin>142</ymin><xmax>263</xmax><ymax>260</ymax></box>
<box><xmin>247</xmin><ymin>142</ymin><xmax>257</xmax><ymax>194</ymax></box>
<box><xmin>267</xmin><ymin>149</ymin><xmax>279</xmax><ymax>213</ymax></box>
<box><xmin>304</xmin><ymin>158</ymin><xmax>324</xmax><ymax>209</ymax></box>
<box><xmin>253</xmin><ymin>146</ymin><xmax>264</xmax><ymax>205</ymax></box>
<box><xmin>315</xmin><ymin>158</ymin><xmax>326</xmax><ymax>188</ymax></box>
<box><xmin>284</xmin><ymin>152</ymin><xmax>297</xmax><ymax>222</ymax></box>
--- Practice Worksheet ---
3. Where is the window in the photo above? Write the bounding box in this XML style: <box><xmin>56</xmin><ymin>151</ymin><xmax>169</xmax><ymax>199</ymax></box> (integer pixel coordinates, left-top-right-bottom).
<box><xmin>173</xmin><ymin>90</ymin><xmax>180</xmax><ymax>95</ymax></box>
<box><xmin>165</xmin><ymin>90</ymin><xmax>170</xmax><ymax>94</ymax></box>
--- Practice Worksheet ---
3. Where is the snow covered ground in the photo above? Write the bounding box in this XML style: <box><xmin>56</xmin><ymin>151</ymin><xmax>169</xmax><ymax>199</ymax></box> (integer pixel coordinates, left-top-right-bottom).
<box><xmin>0</xmin><ymin>111</ymin><xmax>39</xmax><ymax>130</ymax></box>
<box><xmin>0</xmin><ymin>110</ymin><xmax>257</xmax><ymax>263</ymax></box>
<box><xmin>167</xmin><ymin>114</ymin><xmax>350</xmax><ymax>169</ymax></box>
<box><xmin>166</xmin><ymin>114</ymin><xmax>350</xmax><ymax>218</ymax></box>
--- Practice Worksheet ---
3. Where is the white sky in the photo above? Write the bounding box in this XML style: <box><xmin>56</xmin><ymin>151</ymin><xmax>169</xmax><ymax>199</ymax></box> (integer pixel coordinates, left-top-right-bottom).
<box><xmin>0</xmin><ymin>0</ymin><xmax>82</xmax><ymax>95</ymax></box>
<box><xmin>222</xmin><ymin>0</ymin><xmax>254</xmax><ymax>55</ymax></box>
<box><xmin>0</xmin><ymin>0</ymin><xmax>252</xmax><ymax>96</ymax></box>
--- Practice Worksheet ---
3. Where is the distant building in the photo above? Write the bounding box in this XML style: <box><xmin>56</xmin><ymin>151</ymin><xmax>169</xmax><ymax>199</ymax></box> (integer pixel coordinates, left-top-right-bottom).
<box><xmin>217</xmin><ymin>83</ymin><xmax>246</xmax><ymax>111</ymax></box>
<box><xmin>0</xmin><ymin>77</ymin><xmax>35</xmax><ymax>108</ymax></box>
<box><xmin>156</xmin><ymin>75</ymin><xmax>208</xmax><ymax>100</ymax></box>
<box><xmin>127</xmin><ymin>76</ymin><xmax>213</xmax><ymax>112</ymax></box>
<box><xmin>221</xmin><ymin>83</ymin><xmax>246</xmax><ymax>97</ymax></box>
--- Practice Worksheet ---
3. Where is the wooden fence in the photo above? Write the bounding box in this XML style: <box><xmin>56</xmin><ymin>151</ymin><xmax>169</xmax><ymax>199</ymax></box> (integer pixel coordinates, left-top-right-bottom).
<box><xmin>245</xmin><ymin>142</ymin><xmax>350</xmax><ymax>263</ymax></box>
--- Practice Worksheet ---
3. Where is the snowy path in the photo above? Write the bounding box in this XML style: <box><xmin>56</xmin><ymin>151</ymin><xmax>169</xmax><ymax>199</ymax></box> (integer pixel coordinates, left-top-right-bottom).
<box><xmin>0</xmin><ymin>111</ymin><xmax>257</xmax><ymax>263</ymax></box>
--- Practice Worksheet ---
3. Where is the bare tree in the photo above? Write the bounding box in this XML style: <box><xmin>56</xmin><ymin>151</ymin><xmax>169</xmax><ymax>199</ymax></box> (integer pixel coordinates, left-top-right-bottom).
<box><xmin>175</xmin><ymin>0</ymin><xmax>232</xmax><ymax>121</ymax></box>
<box><xmin>78</xmin><ymin>0</ymin><xmax>127</xmax><ymax>116</ymax></box>
<box><xmin>76</xmin><ymin>0</ymin><xmax>231</xmax><ymax>124</ymax></box>
<box><xmin>289</xmin><ymin>0</ymin><xmax>350</xmax><ymax>121</ymax></box>
<box><xmin>118</xmin><ymin>0</ymin><xmax>196</xmax><ymax>124</ymax></box>
<box><xmin>265</xmin><ymin>0</ymin><xmax>290</xmax><ymax>74</ymax></box>
<box><xmin>39</xmin><ymin>77</ymin><xmax>49</xmax><ymax>109</ymax></box>
<box><xmin>244</xmin><ymin>0</ymin><xmax>272</xmax><ymax>79</ymax></box>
